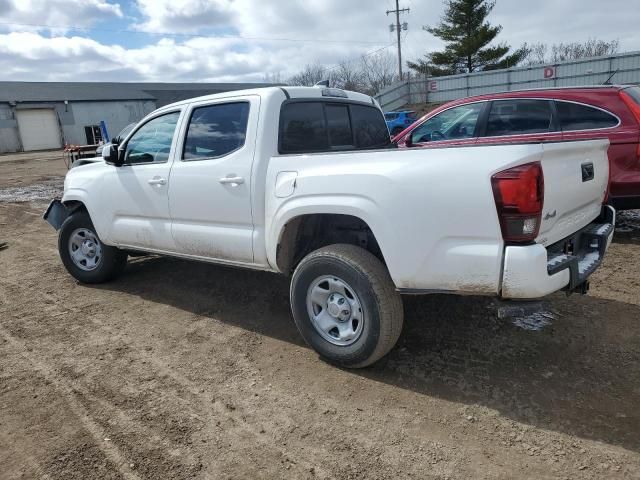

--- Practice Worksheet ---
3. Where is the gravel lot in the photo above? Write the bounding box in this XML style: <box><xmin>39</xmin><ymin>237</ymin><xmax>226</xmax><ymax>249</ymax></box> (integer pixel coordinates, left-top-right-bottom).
<box><xmin>1</xmin><ymin>153</ymin><xmax>639</xmax><ymax>479</ymax></box>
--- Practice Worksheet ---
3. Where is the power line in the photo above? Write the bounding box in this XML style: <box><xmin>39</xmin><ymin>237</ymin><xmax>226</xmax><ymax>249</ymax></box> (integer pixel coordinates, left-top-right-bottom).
<box><xmin>324</xmin><ymin>43</ymin><xmax>396</xmax><ymax>73</ymax></box>
<box><xmin>386</xmin><ymin>0</ymin><xmax>410</xmax><ymax>79</ymax></box>
<box><xmin>0</xmin><ymin>21</ymin><xmax>387</xmax><ymax>46</ymax></box>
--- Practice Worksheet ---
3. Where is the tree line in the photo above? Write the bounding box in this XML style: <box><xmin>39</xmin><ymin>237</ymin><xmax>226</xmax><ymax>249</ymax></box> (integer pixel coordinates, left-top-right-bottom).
<box><xmin>286</xmin><ymin>0</ymin><xmax>620</xmax><ymax>95</ymax></box>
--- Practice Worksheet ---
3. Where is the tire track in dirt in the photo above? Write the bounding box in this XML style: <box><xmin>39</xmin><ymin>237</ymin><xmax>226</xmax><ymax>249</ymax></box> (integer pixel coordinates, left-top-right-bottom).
<box><xmin>0</xmin><ymin>325</ymin><xmax>142</xmax><ymax>480</ymax></box>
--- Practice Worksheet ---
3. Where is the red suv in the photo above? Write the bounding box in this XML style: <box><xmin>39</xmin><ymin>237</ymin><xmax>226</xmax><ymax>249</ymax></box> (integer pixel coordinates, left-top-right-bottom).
<box><xmin>393</xmin><ymin>85</ymin><xmax>640</xmax><ymax>209</ymax></box>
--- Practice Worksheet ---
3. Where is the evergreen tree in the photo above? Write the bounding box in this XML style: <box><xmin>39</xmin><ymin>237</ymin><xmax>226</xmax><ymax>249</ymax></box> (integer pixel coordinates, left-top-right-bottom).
<box><xmin>408</xmin><ymin>0</ymin><xmax>528</xmax><ymax>76</ymax></box>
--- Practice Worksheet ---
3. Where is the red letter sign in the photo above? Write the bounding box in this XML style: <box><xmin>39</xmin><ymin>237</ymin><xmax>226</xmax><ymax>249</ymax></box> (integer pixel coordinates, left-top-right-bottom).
<box><xmin>544</xmin><ymin>67</ymin><xmax>556</xmax><ymax>79</ymax></box>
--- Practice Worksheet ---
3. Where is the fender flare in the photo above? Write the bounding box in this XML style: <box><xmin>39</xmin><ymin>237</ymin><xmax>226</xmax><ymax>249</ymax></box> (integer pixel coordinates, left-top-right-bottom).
<box><xmin>266</xmin><ymin>195</ymin><xmax>390</xmax><ymax>273</ymax></box>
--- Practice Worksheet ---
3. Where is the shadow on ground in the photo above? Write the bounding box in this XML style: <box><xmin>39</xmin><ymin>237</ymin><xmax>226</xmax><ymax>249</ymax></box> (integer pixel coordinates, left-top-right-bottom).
<box><xmin>94</xmin><ymin>254</ymin><xmax>640</xmax><ymax>453</ymax></box>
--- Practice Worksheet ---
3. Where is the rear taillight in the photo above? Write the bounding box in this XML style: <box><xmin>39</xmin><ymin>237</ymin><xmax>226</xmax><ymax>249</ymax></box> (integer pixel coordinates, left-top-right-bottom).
<box><xmin>491</xmin><ymin>162</ymin><xmax>544</xmax><ymax>243</ymax></box>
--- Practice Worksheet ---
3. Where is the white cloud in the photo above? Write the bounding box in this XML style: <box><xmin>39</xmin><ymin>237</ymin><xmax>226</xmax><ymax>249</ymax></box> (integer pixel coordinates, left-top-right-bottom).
<box><xmin>0</xmin><ymin>31</ymin><xmax>281</xmax><ymax>82</ymax></box>
<box><xmin>0</xmin><ymin>0</ymin><xmax>639</xmax><ymax>84</ymax></box>
<box><xmin>133</xmin><ymin>0</ymin><xmax>234</xmax><ymax>33</ymax></box>
<box><xmin>0</xmin><ymin>0</ymin><xmax>123</xmax><ymax>30</ymax></box>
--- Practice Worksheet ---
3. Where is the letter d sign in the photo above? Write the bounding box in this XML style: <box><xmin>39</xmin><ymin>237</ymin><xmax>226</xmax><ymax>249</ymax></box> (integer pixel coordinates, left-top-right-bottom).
<box><xmin>544</xmin><ymin>66</ymin><xmax>556</xmax><ymax>79</ymax></box>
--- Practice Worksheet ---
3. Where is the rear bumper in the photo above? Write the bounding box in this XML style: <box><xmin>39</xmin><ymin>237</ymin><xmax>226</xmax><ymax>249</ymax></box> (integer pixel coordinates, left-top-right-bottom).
<box><xmin>609</xmin><ymin>195</ymin><xmax>640</xmax><ymax>211</ymax></box>
<box><xmin>501</xmin><ymin>205</ymin><xmax>615</xmax><ymax>299</ymax></box>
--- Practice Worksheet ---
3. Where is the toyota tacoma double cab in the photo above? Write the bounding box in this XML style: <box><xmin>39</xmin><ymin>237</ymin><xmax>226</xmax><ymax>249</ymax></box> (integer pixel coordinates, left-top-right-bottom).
<box><xmin>44</xmin><ymin>86</ymin><xmax>615</xmax><ymax>368</ymax></box>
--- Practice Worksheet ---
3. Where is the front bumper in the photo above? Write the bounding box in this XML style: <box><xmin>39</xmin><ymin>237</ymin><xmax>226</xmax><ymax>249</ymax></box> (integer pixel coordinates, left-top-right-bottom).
<box><xmin>501</xmin><ymin>205</ymin><xmax>615</xmax><ymax>299</ymax></box>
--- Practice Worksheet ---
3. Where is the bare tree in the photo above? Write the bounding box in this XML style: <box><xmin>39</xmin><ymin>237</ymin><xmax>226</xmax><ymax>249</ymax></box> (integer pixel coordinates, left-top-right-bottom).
<box><xmin>331</xmin><ymin>61</ymin><xmax>366</xmax><ymax>93</ymax></box>
<box><xmin>287</xmin><ymin>64</ymin><xmax>329</xmax><ymax>86</ymax></box>
<box><xmin>262</xmin><ymin>71</ymin><xmax>283</xmax><ymax>84</ymax></box>
<box><xmin>358</xmin><ymin>51</ymin><xmax>399</xmax><ymax>95</ymax></box>
<box><xmin>286</xmin><ymin>51</ymin><xmax>399</xmax><ymax>96</ymax></box>
<box><xmin>522</xmin><ymin>38</ymin><xmax>620</xmax><ymax>66</ymax></box>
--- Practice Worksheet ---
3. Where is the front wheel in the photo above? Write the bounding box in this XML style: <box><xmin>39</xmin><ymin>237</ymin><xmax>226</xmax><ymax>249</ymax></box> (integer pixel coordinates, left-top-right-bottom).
<box><xmin>58</xmin><ymin>211</ymin><xmax>127</xmax><ymax>284</ymax></box>
<box><xmin>290</xmin><ymin>244</ymin><xmax>404</xmax><ymax>368</ymax></box>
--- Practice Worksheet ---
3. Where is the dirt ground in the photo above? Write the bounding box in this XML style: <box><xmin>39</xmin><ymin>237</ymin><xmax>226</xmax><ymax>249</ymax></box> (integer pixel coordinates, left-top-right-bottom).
<box><xmin>1</xmin><ymin>152</ymin><xmax>640</xmax><ymax>480</ymax></box>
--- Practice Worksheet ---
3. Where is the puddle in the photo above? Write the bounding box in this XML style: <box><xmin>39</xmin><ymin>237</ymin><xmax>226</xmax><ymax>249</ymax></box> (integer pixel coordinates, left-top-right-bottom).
<box><xmin>511</xmin><ymin>312</ymin><xmax>556</xmax><ymax>331</ymax></box>
<box><xmin>0</xmin><ymin>177</ymin><xmax>64</xmax><ymax>203</ymax></box>
<box><xmin>495</xmin><ymin>302</ymin><xmax>558</xmax><ymax>332</ymax></box>
<box><xmin>616</xmin><ymin>210</ymin><xmax>640</xmax><ymax>234</ymax></box>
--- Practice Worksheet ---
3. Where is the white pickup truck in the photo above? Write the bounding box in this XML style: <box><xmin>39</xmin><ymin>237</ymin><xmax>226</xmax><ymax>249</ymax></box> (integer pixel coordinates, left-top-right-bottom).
<box><xmin>44</xmin><ymin>86</ymin><xmax>615</xmax><ymax>367</ymax></box>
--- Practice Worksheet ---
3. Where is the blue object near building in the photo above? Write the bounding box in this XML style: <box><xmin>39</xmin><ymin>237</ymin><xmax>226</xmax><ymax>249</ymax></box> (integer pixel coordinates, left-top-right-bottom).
<box><xmin>384</xmin><ymin>111</ymin><xmax>417</xmax><ymax>136</ymax></box>
<box><xmin>99</xmin><ymin>120</ymin><xmax>110</xmax><ymax>143</ymax></box>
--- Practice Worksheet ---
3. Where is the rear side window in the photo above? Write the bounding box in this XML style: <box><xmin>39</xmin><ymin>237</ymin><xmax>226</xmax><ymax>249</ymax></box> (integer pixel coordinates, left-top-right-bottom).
<box><xmin>556</xmin><ymin>101</ymin><xmax>619</xmax><ymax>131</ymax></box>
<box><xmin>485</xmin><ymin>99</ymin><xmax>554</xmax><ymax>137</ymax></box>
<box><xmin>183</xmin><ymin>102</ymin><xmax>250</xmax><ymax>160</ymax></box>
<box><xmin>279</xmin><ymin>102</ymin><xmax>390</xmax><ymax>154</ymax></box>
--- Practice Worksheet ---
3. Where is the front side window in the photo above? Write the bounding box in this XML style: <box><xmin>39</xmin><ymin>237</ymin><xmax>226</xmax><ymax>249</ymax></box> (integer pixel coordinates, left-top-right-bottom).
<box><xmin>183</xmin><ymin>102</ymin><xmax>250</xmax><ymax>161</ymax></box>
<box><xmin>556</xmin><ymin>101</ymin><xmax>618</xmax><ymax>131</ymax></box>
<box><xmin>124</xmin><ymin>111</ymin><xmax>180</xmax><ymax>164</ymax></box>
<box><xmin>410</xmin><ymin>103</ymin><xmax>483</xmax><ymax>144</ymax></box>
<box><xmin>485</xmin><ymin>99</ymin><xmax>553</xmax><ymax>137</ymax></box>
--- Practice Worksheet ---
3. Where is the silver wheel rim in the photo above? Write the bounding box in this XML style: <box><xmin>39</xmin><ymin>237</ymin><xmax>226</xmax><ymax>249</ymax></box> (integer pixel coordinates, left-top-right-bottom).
<box><xmin>68</xmin><ymin>228</ymin><xmax>102</xmax><ymax>271</ymax></box>
<box><xmin>306</xmin><ymin>275</ymin><xmax>365</xmax><ymax>346</ymax></box>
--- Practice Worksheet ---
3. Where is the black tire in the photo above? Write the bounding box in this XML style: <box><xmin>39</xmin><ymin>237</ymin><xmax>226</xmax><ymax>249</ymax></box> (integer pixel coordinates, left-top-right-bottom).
<box><xmin>58</xmin><ymin>211</ymin><xmax>127</xmax><ymax>284</ymax></box>
<box><xmin>290</xmin><ymin>244</ymin><xmax>403</xmax><ymax>368</ymax></box>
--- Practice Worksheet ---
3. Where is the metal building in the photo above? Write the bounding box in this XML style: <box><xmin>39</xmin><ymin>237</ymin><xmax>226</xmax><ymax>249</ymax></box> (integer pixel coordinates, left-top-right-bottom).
<box><xmin>0</xmin><ymin>82</ymin><xmax>273</xmax><ymax>153</ymax></box>
<box><xmin>375</xmin><ymin>50</ymin><xmax>640</xmax><ymax>111</ymax></box>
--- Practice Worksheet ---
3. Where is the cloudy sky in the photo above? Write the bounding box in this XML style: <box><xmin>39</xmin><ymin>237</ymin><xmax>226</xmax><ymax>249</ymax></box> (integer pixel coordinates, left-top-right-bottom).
<box><xmin>0</xmin><ymin>0</ymin><xmax>638</xmax><ymax>83</ymax></box>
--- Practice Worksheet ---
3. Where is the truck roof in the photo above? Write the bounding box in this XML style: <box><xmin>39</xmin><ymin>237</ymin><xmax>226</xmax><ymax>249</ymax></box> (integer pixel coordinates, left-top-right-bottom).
<box><xmin>157</xmin><ymin>86</ymin><xmax>376</xmax><ymax>112</ymax></box>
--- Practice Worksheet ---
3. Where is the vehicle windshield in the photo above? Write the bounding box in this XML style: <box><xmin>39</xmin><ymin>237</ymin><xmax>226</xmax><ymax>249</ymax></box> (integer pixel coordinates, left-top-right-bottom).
<box><xmin>116</xmin><ymin>123</ymin><xmax>136</xmax><ymax>140</ymax></box>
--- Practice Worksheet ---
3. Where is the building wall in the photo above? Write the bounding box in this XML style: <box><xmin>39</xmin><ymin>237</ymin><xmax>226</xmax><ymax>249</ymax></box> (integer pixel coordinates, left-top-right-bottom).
<box><xmin>61</xmin><ymin>100</ymin><xmax>156</xmax><ymax>145</ymax></box>
<box><xmin>375</xmin><ymin>50</ymin><xmax>640</xmax><ymax>111</ymax></box>
<box><xmin>0</xmin><ymin>104</ymin><xmax>21</xmax><ymax>153</ymax></box>
<box><xmin>0</xmin><ymin>99</ymin><xmax>156</xmax><ymax>153</ymax></box>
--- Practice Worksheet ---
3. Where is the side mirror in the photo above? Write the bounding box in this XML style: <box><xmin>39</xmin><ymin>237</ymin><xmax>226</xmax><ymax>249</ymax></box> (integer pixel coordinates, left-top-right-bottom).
<box><xmin>103</xmin><ymin>144</ymin><xmax>124</xmax><ymax>166</ymax></box>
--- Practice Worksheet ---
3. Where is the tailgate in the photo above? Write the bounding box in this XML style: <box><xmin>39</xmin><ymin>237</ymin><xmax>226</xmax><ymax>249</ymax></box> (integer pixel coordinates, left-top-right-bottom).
<box><xmin>536</xmin><ymin>139</ymin><xmax>609</xmax><ymax>246</ymax></box>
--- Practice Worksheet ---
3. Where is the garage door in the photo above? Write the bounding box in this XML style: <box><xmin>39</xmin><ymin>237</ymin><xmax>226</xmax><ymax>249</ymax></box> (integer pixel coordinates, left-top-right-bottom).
<box><xmin>16</xmin><ymin>109</ymin><xmax>62</xmax><ymax>151</ymax></box>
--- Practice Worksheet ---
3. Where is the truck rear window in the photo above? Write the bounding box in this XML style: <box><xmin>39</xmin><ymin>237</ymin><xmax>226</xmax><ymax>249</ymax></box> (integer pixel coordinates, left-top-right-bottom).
<box><xmin>279</xmin><ymin>101</ymin><xmax>390</xmax><ymax>154</ymax></box>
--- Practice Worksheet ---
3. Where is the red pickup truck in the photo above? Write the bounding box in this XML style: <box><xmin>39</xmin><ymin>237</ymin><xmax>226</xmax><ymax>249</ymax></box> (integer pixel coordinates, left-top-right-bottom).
<box><xmin>393</xmin><ymin>85</ymin><xmax>640</xmax><ymax>209</ymax></box>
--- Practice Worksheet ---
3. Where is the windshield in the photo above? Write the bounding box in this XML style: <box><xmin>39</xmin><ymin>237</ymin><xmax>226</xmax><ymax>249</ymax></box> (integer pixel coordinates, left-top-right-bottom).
<box><xmin>117</xmin><ymin>123</ymin><xmax>136</xmax><ymax>140</ymax></box>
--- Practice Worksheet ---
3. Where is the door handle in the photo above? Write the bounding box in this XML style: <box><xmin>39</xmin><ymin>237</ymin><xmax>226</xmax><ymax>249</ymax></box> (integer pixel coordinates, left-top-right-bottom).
<box><xmin>147</xmin><ymin>177</ymin><xmax>167</xmax><ymax>186</ymax></box>
<box><xmin>219</xmin><ymin>175</ymin><xmax>245</xmax><ymax>186</ymax></box>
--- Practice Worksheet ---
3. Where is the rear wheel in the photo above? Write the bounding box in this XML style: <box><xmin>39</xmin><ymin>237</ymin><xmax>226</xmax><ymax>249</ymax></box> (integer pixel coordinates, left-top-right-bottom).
<box><xmin>58</xmin><ymin>211</ymin><xmax>127</xmax><ymax>284</ymax></box>
<box><xmin>290</xmin><ymin>244</ymin><xmax>403</xmax><ymax>368</ymax></box>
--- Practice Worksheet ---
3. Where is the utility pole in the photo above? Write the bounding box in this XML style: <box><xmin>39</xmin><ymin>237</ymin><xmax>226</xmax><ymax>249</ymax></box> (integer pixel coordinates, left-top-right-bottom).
<box><xmin>387</xmin><ymin>0</ymin><xmax>409</xmax><ymax>79</ymax></box>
